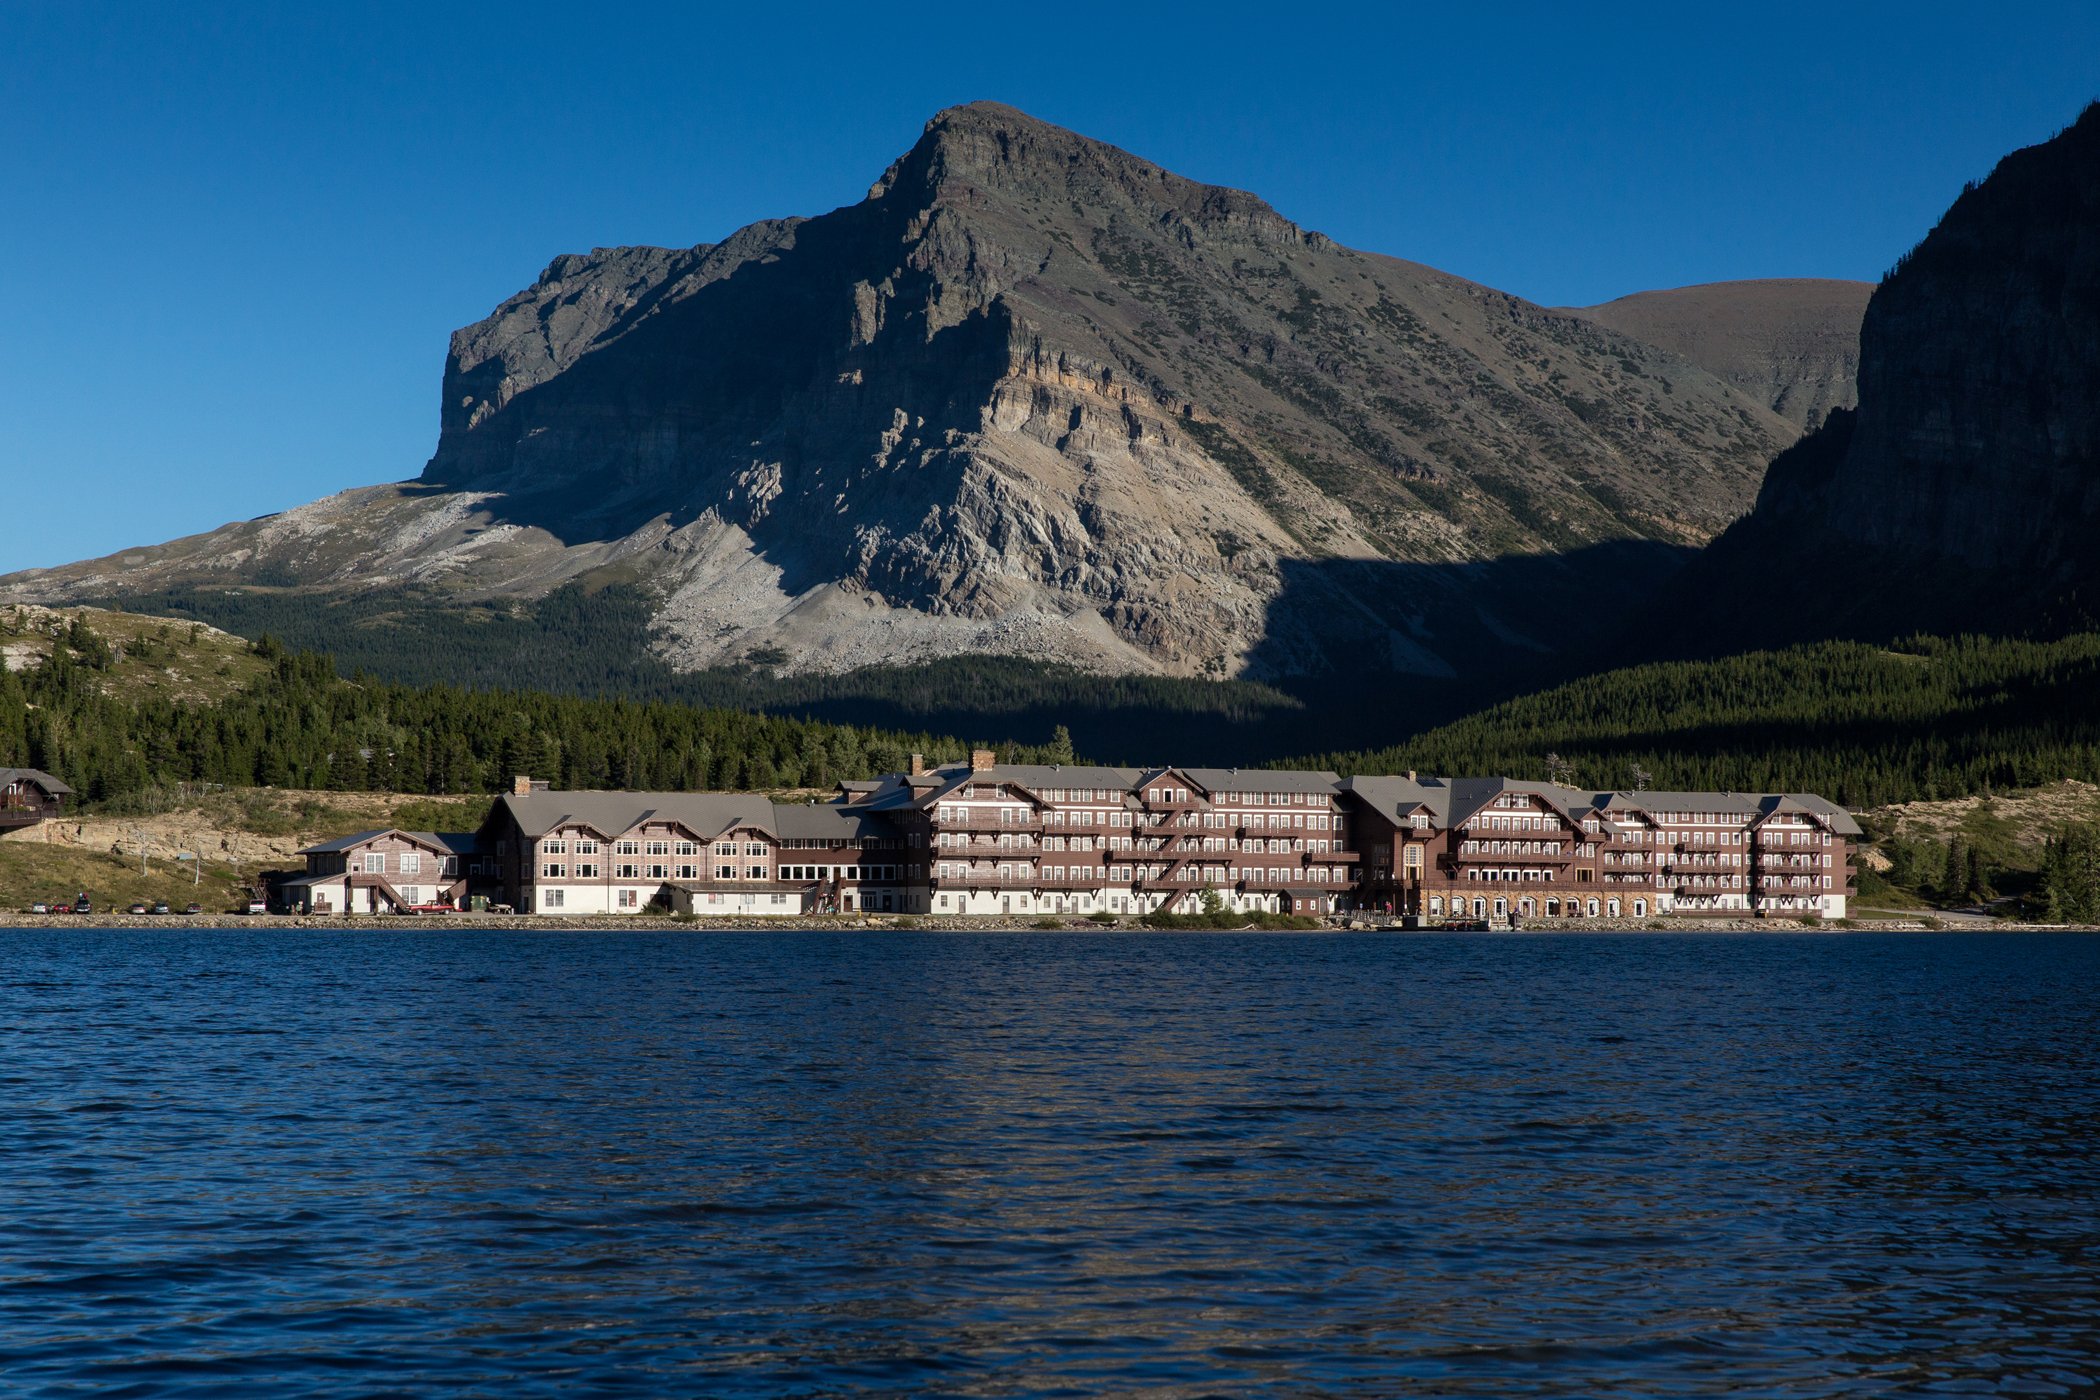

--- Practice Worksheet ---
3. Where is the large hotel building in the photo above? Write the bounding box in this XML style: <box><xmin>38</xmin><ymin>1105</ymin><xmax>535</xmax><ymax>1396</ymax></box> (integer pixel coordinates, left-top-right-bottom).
<box><xmin>284</xmin><ymin>751</ymin><xmax>1858</xmax><ymax>921</ymax></box>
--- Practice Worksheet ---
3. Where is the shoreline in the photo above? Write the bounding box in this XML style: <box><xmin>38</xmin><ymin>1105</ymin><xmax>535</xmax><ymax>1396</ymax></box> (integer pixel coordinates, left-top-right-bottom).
<box><xmin>0</xmin><ymin>913</ymin><xmax>2070</xmax><ymax>933</ymax></box>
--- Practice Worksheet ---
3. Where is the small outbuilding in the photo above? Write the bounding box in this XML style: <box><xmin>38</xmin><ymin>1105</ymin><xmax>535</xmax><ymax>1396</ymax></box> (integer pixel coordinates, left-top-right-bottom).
<box><xmin>282</xmin><ymin>828</ymin><xmax>472</xmax><ymax>914</ymax></box>
<box><xmin>0</xmin><ymin>768</ymin><xmax>72</xmax><ymax>830</ymax></box>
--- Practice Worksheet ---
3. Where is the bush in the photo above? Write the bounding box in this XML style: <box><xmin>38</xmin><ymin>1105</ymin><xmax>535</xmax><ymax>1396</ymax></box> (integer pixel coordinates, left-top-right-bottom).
<box><xmin>1138</xmin><ymin>909</ymin><xmax>1320</xmax><ymax>931</ymax></box>
<box><xmin>1088</xmin><ymin>911</ymin><xmax>1119</xmax><ymax>926</ymax></box>
<box><xmin>1031</xmin><ymin>917</ymin><xmax>1063</xmax><ymax>930</ymax></box>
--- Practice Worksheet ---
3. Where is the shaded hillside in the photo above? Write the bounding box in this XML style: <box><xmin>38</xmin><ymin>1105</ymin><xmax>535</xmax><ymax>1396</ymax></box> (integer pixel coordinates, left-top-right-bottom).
<box><xmin>1690</xmin><ymin>102</ymin><xmax>2100</xmax><ymax>643</ymax></box>
<box><xmin>1567</xmin><ymin>278</ymin><xmax>1869</xmax><ymax>431</ymax></box>
<box><xmin>2</xmin><ymin>102</ymin><xmax>1792</xmax><ymax>688</ymax></box>
<box><xmin>1292</xmin><ymin>633</ymin><xmax>2100</xmax><ymax>809</ymax></box>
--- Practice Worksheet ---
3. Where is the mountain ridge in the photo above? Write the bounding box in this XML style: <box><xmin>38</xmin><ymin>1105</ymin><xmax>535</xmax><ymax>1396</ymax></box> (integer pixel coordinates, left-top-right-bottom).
<box><xmin>4</xmin><ymin>102</ymin><xmax>1810</xmax><ymax>686</ymax></box>
<box><xmin>1564</xmin><ymin>278</ymin><xmax>1869</xmax><ymax>431</ymax></box>
<box><xmin>1687</xmin><ymin>100</ymin><xmax>2100</xmax><ymax>642</ymax></box>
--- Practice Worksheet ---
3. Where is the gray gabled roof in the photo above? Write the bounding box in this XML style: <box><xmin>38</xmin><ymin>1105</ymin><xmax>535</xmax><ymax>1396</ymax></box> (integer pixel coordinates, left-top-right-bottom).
<box><xmin>296</xmin><ymin>828</ymin><xmax>463</xmax><ymax>857</ymax></box>
<box><xmin>1590</xmin><ymin>790</ymin><xmax>1861</xmax><ymax>836</ymax></box>
<box><xmin>1343</xmin><ymin>775</ymin><xmax>1861</xmax><ymax>837</ymax></box>
<box><xmin>0</xmin><ymin>767</ymin><xmax>72</xmax><ymax>796</ymax></box>
<box><xmin>1343</xmin><ymin>774</ymin><xmax>1453</xmax><ymax>825</ymax></box>
<box><xmin>493</xmin><ymin>791</ymin><xmax>778</xmax><ymax>841</ymax></box>
<box><xmin>769</xmin><ymin>803</ymin><xmax>887</xmax><ymax>841</ymax></box>
<box><xmin>1184</xmin><ymin>768</ymin><xmax>1342</xmax><ymax>796</ymax></box>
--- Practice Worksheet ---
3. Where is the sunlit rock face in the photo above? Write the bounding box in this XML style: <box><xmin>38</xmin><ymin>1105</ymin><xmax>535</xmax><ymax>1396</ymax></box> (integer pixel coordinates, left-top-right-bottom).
<box><xmin>3</xmin><ymin>102</ymin><xmax>1799</xmax><ymax>681</ymax></box>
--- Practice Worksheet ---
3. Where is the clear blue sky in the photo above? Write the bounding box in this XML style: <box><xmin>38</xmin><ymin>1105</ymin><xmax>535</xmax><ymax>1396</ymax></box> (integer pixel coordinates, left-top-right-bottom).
<box><xmin>4</xmin><ymin>1</ymin><xmax>2096</xmax><ymax>573</ymax></box>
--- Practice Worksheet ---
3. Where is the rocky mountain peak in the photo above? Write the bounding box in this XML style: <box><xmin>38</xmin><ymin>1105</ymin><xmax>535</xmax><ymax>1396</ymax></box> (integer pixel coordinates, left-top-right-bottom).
<box><xmin>1</xmin><ymin>101</ymin><xmax>1814</xmax><ymax>688</ymax></box>
<box><xmin>869</xmin><ymin>100</ymin><xmax>1312</xmax><ymax>252</ymax></box>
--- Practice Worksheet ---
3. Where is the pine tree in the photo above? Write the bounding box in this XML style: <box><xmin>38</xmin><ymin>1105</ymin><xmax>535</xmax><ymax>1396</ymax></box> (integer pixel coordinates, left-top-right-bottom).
<box><xmin>1944</xmin><ymin>835</ymin><xmax>1971</xmax><ymax>904</ymax></box>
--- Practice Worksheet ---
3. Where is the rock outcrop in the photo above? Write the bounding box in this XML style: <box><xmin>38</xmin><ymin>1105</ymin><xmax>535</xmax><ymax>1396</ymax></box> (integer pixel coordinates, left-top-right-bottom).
<box><xmin>1691</xmin><ymin>102</ymin><xmax>2100</xmax><ymax>640</ymax></box>
<box><xmin>1566</xmin><ymin>279</ymin><xmax>1870</xmax><ymax>431</ymax></box>
<box><xmin>2</xmin><ymin>102</ymin><xmax>1804</xmax><ymax>682</ymax></box>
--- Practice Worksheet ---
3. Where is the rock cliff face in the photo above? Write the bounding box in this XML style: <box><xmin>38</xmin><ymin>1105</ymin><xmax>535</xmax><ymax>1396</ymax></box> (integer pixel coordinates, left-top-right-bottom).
<box><xmin>1694</xmin><ymin>102</ymin><xmax>2100</xmax><ymax>638</ymax></box>
<box><xmin>2</xmin><ymin>102</ymin><xmax>1802</xmax><ymax>681</ymax></box>
<box><xmin>1567</xmin><ymin>279</ymin><xmax>1870</xmax><ymax>431</ymax></box>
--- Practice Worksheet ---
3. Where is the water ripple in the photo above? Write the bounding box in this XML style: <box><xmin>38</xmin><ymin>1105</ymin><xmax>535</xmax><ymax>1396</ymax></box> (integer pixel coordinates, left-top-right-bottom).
<box><xmin>0</xmin><ymin>928</ymin><xmax>2096</xmax><ymax>1396</ymax></box>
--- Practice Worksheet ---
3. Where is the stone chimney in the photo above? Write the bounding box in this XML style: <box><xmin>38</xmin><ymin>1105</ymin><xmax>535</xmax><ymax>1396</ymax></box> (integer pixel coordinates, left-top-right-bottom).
<box><xmin>970</xmin><ymin>748</ymin><xmax>996</xmax><ymax>772</ymax></box>
<box><xmin>1405</xmin><ymin>770</ymin><xmax>1417</xmax><ymax>782</ymax></box>
<box><xmin>909</xmin><ymin>752</ymin><xmax>925</xmax><ymax>777</ymax></box>
<box><xmin>512</xmin><ymin>775</ymin><xmax>533</xmax><ymax>796</ymax></box>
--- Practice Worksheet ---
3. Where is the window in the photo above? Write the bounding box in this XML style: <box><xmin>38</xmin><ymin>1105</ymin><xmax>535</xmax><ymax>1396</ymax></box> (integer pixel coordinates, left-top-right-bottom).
<box><xmin>746</xmin><ymin>865</ymin><xmax>765</xmax><ymax>880</ymax></box>
<box><xmin>542</xmin><ymin>840</ymin><xmax>566</xmax><ymax>855</ymax></box>
<box><xmin>615</xmin><ymin>841</ymin><xmax>640</xmax><ymax>856</ymax></box>
<box><xmin>544</xmin><ymin>888</ymin><xmax>564</xmax><ymax>909</ymax></box>
<box><xmin>542</xmin><ymin>863</ymin><xmax>566</xmax><ymax>879</ymax></box>
<box><xmin>363</xmin><ymin>853</ymin><xmax>386</xmax><ymax>873</ymax></box>
<box><xmin>677</xmin><ymin>864</ymin><xmax>698</xmax><ymax>880</ymax></box>
<box><xmin>715</xmin><ymin>842</ymin><xmax>737</xmax><ymax>856</ymax></box>
<box><xmin>716</xmin><ymin>865</ymin><xmax>735</xmax><ymax>880</ymax></box>
<box><xmin>745</xmin><ymin>842</ymin><xmax>766</xmax><ymax>857</ymax></box>
<box><xmin>645</xmin><ymin>841</ymin><xmax>669</xmax><ymax>856</ymax></box>
<box><xmin>616</xmin><ymin>863</ymin><xmax>640</xmax><ymax>879</ymax></box>
<box><xmin>617</xmin><ymin>889</ymin><xmax>638</xmax><ymax>909</ymax></box>
<box><xmin>646</xmin><ymin>864</ymin><xmax>668</xmax><ymax>880</ymax></box>
<box><xmin>675</xmin><ymin>841</ymin><xmax>697</xmax><ymax>856</ymax></box>
<box><xmin>576</xmin><ymin>863</ymin><xmax>599</xmax><ymax>879</ymax></box>
<box><xmin>575</xmin><ymin>840</ymin><xmax>599</xmax><ymax>855</ymax></box>
<box><xmin>399</xmin><ymin>852</ymin><xmax>422</xmax><ymax>875</ymax></box>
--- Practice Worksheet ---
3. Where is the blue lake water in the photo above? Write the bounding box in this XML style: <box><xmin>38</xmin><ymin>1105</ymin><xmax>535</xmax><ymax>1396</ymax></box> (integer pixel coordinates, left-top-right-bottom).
<box><xmin>1</xmin><ymin>928</ymin><xmax>2096</xmax><ymax>1396</ymax></box>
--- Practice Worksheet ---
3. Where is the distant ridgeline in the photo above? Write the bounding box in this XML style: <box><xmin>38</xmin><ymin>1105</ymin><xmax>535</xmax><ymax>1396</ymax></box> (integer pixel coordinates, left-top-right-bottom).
<box><xmin>5</xmin><ymin>615</ymin><xmax>2100</xmax><ymax>812</ymax></box>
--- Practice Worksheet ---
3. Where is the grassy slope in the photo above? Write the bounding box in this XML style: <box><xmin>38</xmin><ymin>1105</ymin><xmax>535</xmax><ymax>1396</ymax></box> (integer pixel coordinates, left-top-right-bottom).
<box><xmin>1</xmin><ymin>602</ymin><xmax>268</xmax><ymax>704</ymax></box>
<box><xmin>0</xmin><ymin>789</ymin><xmax>494</xmax><ymax>914</ymax></box>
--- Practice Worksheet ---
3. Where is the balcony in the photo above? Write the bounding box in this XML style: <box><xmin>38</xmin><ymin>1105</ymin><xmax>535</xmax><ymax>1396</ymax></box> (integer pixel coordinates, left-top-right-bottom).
<box><xmin>1443</xmin><ymin>848</ymin><xmax>1572</xmax><ymax>868</ymax></box>
<box><xmin>950</xmin><ymin>811</ymin><xmax>1045</xmax><ymax>832</ymax></box>
<box><xmin>0</xmin><ymin>798</ymin><xmax>61</xmax><ymax>829</ymax></box>
<box><xmin>934</xmin><ymin>870</ymin><xmax>1045</xmax><ymax>890</ymax></box>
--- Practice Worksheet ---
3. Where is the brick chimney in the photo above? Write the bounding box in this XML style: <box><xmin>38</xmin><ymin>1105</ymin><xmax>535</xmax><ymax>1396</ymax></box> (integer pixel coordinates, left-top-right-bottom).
<box><xmin>909</xmin><ymin>752</ymin><xmax>925</xmax><ymax>777</ymax></box>
<box><xmin>1405</xmin><ymin>770</ymin><xmax>1417</xmax><ymax>782</ymax></box>
<box><xmin>970</xmin><ymin>748</ymin><xmax>995</xmax><ymax>772</ymax></box>
<box><xmin>512</xmin><ymin>775</ymin><xmax>533</xmax><ymax>796</ymax></box>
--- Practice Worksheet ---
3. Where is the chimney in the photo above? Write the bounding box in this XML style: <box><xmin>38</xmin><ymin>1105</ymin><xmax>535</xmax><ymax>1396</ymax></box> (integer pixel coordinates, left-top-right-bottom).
<box><xmin>512</xmin><ymin>775</ymin><xmax>533</xmax><ymax>797</ymax></box>
<box><xmin>970</xmin><ymin>747</ymin><xmax>995</xmax><ymax>773</ymax></box>
<box><xmin>1405</xmin><ymin>770</ymin><xmax>1417</xmax><ymax>782</ymax></box>
<box><xmin>909</xmin><ymin>752</ymin><xmax>925</xmax><ymax>777</ymax></box>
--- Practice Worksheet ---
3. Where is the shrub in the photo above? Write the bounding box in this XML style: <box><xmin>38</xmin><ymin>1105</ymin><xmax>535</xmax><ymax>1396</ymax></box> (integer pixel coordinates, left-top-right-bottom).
<box><xmin>1031</xmin><ymin>917</ymin><xmax>1063</xmax><ymax>930</ymax></box>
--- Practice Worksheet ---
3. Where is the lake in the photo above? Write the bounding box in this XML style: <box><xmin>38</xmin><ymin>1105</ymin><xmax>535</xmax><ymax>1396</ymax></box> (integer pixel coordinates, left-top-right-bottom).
<box><xmin>2</xmin><ymin>929</ymin><xmax>2096</xmax><ymax>1396</ymax></box>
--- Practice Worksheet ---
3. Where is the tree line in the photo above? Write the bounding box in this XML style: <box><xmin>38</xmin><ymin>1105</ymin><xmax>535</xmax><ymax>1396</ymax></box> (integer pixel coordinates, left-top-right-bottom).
<box><xmin>1293</xmin><ymin>633</ymin><xmax>2100</xmax><ymax>810</ymax></box>
<box><xmin>0</xmin><ymin>621</ymin><xmax>1074</xmax><ymax>804</ymax></box>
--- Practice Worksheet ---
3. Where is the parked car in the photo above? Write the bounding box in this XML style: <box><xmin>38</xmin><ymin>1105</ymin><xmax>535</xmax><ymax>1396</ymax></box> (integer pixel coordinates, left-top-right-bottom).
<box><xmin>244</xmin><ymin>900</ymin><xmax>267</xmax><ymax>915</ymax></box>
<box><xmin>184</xmin><ymin>902</ymin><xmax>202</xmax><ymax>916</ymax></box>
<box><xmin>151</xmin><ymin>901</ymin><xmax>171</xmax><ymax>916</ymax></box>
<box><xmin>28</xmin><ymin>902</ymin><xmax>49</xmax><ymax>915</ymax></box>
<box><xmin>128</xmin><ymin>903</ymin><xmax>149</xmax><ymax>916</ymax></box>
<box><xmin>72</xmin><ymin>895</ymin><xmax>93</xmax><ymax>915</ymax></box>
